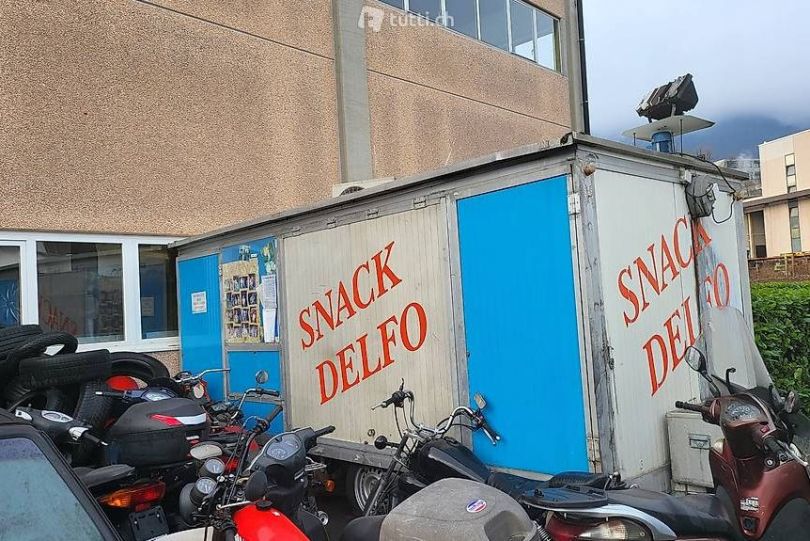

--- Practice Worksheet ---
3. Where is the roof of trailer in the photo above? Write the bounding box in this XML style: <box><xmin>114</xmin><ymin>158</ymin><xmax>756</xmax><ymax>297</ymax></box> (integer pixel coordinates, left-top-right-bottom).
<box><xmin>173</xmin><ymin>133</ymin><xmax>747</xmax><ymax>249</ymax></box>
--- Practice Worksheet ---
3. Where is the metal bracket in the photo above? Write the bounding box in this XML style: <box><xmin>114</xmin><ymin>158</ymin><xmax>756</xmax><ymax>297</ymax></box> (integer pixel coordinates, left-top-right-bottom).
<box><xmin>413</xmin><ymin>196</ymin><xmax>427</xmax><ymax>209</ymax></box>
<box><xmin>568</xmin><ymin>192</ymin><xmax>581</xmax><ymax>215</ymax></box>
<box><xmin>688</xmin><ymin>433</ymin><xmax>711</xmax><ymax>450</ymax></box>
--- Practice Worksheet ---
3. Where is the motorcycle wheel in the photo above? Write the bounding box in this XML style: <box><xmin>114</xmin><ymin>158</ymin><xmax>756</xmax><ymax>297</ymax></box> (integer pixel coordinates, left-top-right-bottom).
<box><xmin>346</xmin><ymin>464</ymin><xmax>393</xmax><ymax>516</ymax></box>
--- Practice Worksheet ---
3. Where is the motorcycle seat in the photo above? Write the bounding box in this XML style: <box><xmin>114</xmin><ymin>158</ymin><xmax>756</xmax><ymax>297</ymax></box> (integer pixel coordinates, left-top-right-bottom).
<box><xmin>340</xmin><ymin>515</ymin><xmax>385</xmax><ymax>541</ymax></box>
<box><xmin>74</xmin><ymin>464</ymin><xmax>136</xmax><ymax>490</ymax></box>
<box><xmin>606</xmin><ymin>489</ymin><xmax>738</xmax><ymax>537</ymax></box>
<box><xmin>488</xmin><ymin>470</ymin><xmax>611</xmax><ymax>498</ymax></box>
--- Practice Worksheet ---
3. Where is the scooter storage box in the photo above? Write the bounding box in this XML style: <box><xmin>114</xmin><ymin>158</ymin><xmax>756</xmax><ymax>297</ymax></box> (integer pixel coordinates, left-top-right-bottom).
<box><xmin>380</xmin><ymin>478</ymin><xmax>540</xmax><ymax>541</ymax></box>
<box><xmin>104</xmin><ymin>398</ymin><xmax>209</xmax><ymax>466</ymax></box>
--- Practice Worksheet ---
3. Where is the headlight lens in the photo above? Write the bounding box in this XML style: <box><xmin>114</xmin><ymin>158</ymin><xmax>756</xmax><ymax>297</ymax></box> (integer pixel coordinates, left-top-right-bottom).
<box><xmin>577</xmin><ymin>519</ymin><xmax>650</xmax><ymax>540</ymax></box>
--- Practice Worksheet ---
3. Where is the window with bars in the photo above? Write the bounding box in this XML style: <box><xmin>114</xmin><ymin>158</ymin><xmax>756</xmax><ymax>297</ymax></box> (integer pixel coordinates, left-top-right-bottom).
<box><xmin>379</xmin><ymin>0</ymin><xmax>561</xmax><ymax>71</ymax></box>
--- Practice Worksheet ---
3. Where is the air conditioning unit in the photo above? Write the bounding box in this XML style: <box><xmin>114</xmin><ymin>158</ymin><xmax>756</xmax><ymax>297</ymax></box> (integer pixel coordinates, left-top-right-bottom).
<box><xmin>331</xmin><ymin>178</ymin><xmax>394</xmax><ymax>198</ymax></box>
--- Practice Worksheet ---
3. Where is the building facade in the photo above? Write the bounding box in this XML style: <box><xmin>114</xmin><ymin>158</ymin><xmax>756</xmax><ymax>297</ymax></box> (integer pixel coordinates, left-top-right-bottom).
<box><xmin>744</xmin><ymin>129</ymin><xmax>810</xmax><ymax>258</ymax></box>
<box><xmin>0</xmin><ymin>0</ymin><xmax>584</xmax><ymax>365</ymax></box>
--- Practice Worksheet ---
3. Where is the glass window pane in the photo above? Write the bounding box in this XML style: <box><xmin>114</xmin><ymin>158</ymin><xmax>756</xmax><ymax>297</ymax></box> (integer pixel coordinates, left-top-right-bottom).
<box><xmin>787</xmin><ymin>164</ymin><xmax>797</xmax><ymax>176</ymax></box>
<box><xmin>510</xmin><ymin>1</ymin><xmax>535</xmax><ymax>60</ymax></box>
<box><xmin>139</xmin><ymin>245</ymin><xmax>178</xmax><ymax>340</ymax></box>
<box><xmin>0</xmin><ymin>246</ymin><xmax>21</xmax><ymax>327</ymax></box>
<box><xmin>37</xmin><ymin>242</ymin><xmax>123</xmax><ymax>343</ymax></box>
<box><xmin>535</xmin><ymin>10</ymin><xmax>559</xmax><ymax>70</ymax></box>
<box><xmin>409</xmin><ymin>0</ymin><xmax>442</xmax><ymax>20</ymax></box>
<box><xmin>786</xmin><ymin>153</ymin><xmax>796</xmax><ymax>166</ymax></box>
<box><xmin>480</xmin><ymin>0</ymin><xmax>509</xmax><ymax>50</ymax></box>
<box><xmin>445</xmin><ymin>0</ymin><xmax>478</xmax><ymax>38</ymax></box>
<box><xmin>0</xmin><ymin>437</ymin><xmax>105</xmax><ymax>540</ymax></box>
<box><xmin>793</xmin><ymin>237</ymin><xmax>802</xmax><ymax>252</ymax></box>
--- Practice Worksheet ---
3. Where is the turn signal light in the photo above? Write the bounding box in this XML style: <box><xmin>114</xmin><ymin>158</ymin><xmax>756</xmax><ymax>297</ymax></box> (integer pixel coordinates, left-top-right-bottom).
<box><xmin>99</xmin><ymin>481</ymin><xmax>166</xmax><ymax>509</ymax></box>
<box><xmin>324</xmin><ymin>479</ymin><xmax>336</xmax><ymax>493</ymax></box>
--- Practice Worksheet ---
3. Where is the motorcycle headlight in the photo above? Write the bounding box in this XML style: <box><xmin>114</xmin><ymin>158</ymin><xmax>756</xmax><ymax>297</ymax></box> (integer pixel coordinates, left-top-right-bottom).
<box><xmin>577</xmin><ymin>519</ymin><xmax>651</xmax><ymax>540</ymax></box>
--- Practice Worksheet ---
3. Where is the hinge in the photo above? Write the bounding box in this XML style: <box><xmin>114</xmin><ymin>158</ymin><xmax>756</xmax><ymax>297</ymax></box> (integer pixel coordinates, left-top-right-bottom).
<box><xmin>568</xmin><ymin>192</ymin><xmax>581</xmax><ymax>215</ymax></box>
<box><xmin>413</xmin><ymin>196</ymin><xmax>427</xmax><ymax>209</ymax></box>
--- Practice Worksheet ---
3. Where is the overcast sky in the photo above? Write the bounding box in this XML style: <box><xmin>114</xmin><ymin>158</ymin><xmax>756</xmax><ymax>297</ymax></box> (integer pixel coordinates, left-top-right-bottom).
<box><xmin>582</xmin><ymin>0</ymin><xmax>810</xmax><ymax>137</ymax></box>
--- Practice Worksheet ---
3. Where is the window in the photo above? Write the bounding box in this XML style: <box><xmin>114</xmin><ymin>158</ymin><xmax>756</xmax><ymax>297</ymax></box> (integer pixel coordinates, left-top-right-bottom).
<box><xmin>787</xmin><ymin>153</ymin><xmax>797</xmax><ymax>193</ymax></box>
<box><xmin>139</xmin><ymin>245</ymin><xmax>178</xmax><ymax>340</ymax></box>
<box><xmin>510</xmin><ymin>0</ymin><xmax>535</xmax><ymax>61</ymax></box>
<box><xmin>479</xmin><ymin>0</ymin><xmax>510</xmax><ymax>50</ymax></box>
<box><xmin>0</xmin><ymin>437</ymin><xmax>105</xmax><ymax>540</ymax></box>
<box><xmin>380</xmin><ymin>0</ymin><xmax>562</xmax><ymax>71</ymax></box>
<box><xmin>37</xmin><ymin>242</ymin><xmax>124</xmax><ymax>343</ymax></box>
<box><xmin>789</xmin><ymin>200</ymin><xmax>802</xmax><ymax>252</ymax></box>
<box><xmin>445</xmin><ymin>0</ymin><xmax>479</xmax><ymax>38</ymax></box>
<box><xmin>0</xmin><ymin>246</ymin><xmax>21</xmax><ymax>327</ymax></box>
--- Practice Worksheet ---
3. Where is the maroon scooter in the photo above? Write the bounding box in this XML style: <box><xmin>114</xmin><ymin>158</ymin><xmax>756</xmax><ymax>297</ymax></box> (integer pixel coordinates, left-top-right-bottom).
<box><xmin>527</xmin><ymin>306</ymin><xmax>810</xmax><ymax>540</ymax></box>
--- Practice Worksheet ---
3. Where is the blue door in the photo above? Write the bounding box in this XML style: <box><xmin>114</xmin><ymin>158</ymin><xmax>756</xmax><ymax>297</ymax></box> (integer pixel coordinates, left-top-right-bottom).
<box><xmin>227</xmin><ymin>351</ymin><xmax>284</xmax><ymax>434</ymax></box>
<box><xmin>178</xmin><ymin>255</ymin><xmax>225</xmax><ymax>400</ymax></box>
<box><xmin>457</xmin><ymin>175</ymin><xmax>589</xmax><ymax>474</ymax></box>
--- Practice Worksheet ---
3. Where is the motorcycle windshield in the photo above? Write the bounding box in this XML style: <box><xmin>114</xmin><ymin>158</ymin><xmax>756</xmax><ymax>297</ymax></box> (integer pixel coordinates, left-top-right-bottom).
<box><xmin>704</xmin><ymin>306</ymin><xmax>773</xmax><ymax>391</ymax></box>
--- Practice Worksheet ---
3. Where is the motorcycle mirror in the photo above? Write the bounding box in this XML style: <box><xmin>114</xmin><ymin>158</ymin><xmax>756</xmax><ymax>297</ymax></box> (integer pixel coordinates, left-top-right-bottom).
<box><xmin>474</xmin><ymin>393</ymin><xmax>487</xmax><ymax>410</ymax></box>
<box><xmin>684</xmin><ymin>346</ymin><xmax>707</xmax><ymax>374</ymax></box>
<box><xmin>244</xmin><ymin>471</ymin><xmax>268</xmax><ymax>502</ymax></box>
<box><xmin>190</xmin><ymin>442</ymin><xmax>224</xmax><ymax>461</ymax></box>
<box><xmin>255</xmin><ymin>370</ymin><xmax>269</xmax><ymax>385</ymax></box>
<box><xmin>374</xmin><ymin>435</ymin><xmax>389</xmax><ymax>450</ymax></box>
<box><xmin>786</xmin><ymin>390</ymin><xmax>801</xmax><ymax>415</ymax></box>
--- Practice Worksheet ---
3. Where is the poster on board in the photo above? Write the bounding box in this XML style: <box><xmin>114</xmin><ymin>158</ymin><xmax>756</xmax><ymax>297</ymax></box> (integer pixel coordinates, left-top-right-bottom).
<box><xmin>221</xmin><ymin>238</ymin><xmax>278</xmax><ymax>344</ymax></box>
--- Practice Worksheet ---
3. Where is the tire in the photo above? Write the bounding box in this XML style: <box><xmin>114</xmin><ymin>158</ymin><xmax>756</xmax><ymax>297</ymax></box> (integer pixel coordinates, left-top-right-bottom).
<box><xmin>18</xmin><ymin>350</ymin><xmax>111</xmax><ymax>389</ymax></box>
<box><xmin>3</xmin><ymin>331</ymin><xmax>79</xmax><ymax>376</ymax></box>
<box><xmin>0</xmin><ymin>325</ymin><xmax>43</xmax><ymax>378</ymax></box>
<box><xmin>109</xmin><ymin>352</ymin><xmax>170</xmax><ymax>383</ymax></box>
<box><xmin>4</xmin><ymin>383</ymin><xmax>73</xmax><ymax>412</ymax></box>
<box><xmin>70</xmin><ymin>380</ymin><xmax>114</xmax><ymax>466</ymax></box>
<box><xmin>346</xmin><ymin>464</ymin><xmax>392</xmax><ymax>516</ymax></box>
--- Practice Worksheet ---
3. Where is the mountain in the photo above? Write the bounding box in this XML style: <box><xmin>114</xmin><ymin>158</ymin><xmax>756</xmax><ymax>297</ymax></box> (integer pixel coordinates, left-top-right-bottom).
<box><xmin>600</xmin><ymin>115</ymin><xmax>807</xmax><ymax>160</ymax></box>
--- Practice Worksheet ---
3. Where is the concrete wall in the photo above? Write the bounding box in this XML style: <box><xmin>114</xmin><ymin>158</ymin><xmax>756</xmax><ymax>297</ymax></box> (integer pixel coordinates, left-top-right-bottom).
<box><xmin>364</xmin><ymin>0</ymin><xmax>571</xmax><ymax>178</ymax></box>
<box><xmin>0</xmin><ymin>0</ymin><xmax>340</xmax><ymax>237</ymax></box>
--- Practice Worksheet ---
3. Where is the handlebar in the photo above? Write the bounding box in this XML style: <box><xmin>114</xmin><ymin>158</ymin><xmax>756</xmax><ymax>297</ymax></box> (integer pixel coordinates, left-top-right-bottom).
<box><xmin>373</xmin><ymin>390</ymin><xmax>409</xmax><ymax>410</ymax></box>
<box><xmin>15</xmin><ymin>408</ymin><xmax>106</xmax><ymax>446</ymax></box>
<box><xmin>675</xmin><ymin>401</ymin><xmax>709</xmax><ymax>415</ymax></box>
<box><xmin>478</xmin><ymin>416</ymin><xmax>501</xmax><ymax>445</ymax></box>
<box><xmin>313</xmin><ymin>426</ymin><xmax>336</xmax><ymax>439</ymax></box>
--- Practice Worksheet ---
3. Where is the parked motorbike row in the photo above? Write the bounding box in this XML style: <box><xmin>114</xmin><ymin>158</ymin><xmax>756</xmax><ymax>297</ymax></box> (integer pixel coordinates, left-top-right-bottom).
<box><xmin>4</xmin><ymin>305</ymin><xmax>810</xmax><ymax>541</ymax></box>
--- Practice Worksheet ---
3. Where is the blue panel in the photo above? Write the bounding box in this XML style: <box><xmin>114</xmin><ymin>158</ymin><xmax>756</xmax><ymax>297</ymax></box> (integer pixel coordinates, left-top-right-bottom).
<box><xmin>178</xmin><ymin>255</ymin><xmax>225</xmax><ymax>400</ymax></box>
<box><xmin>457</xmin><ymin>175</ymin><xmax>588</xmax><ymax>473</ymax></box>
<box><xmin>228</xmin><ymin>351</ymin><xmax>284</xmax><ymax>434</ymax></box>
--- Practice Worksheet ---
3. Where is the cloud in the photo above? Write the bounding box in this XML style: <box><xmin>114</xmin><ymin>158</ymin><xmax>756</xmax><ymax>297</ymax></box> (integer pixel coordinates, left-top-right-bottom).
<box><xmin>582</xmin><ymin>0</ymin><xmax>810</xmax><ymax>135</ymax></box>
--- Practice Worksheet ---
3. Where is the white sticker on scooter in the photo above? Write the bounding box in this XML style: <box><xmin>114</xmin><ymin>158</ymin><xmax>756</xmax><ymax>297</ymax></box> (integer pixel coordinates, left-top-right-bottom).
<box><xmin>741</xmin><ymin>497</ymin><xmax>760</xmax><ymax>511</ymax></box>
<box><xmin>466</xmin><ymin>499</ymin><xmax>487</xmax><ymax>513</ymax></box>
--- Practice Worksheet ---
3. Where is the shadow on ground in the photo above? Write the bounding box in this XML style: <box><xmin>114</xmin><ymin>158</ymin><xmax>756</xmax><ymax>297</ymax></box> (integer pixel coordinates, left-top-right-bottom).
<box><xmin>319</xmin><ymin>493</ymin><xmax>357</xmax><ymax>539</ymax></box>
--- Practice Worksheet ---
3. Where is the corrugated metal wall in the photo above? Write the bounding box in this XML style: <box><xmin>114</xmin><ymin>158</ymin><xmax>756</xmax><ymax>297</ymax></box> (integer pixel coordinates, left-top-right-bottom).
<box><xmin>282</xmin><ymin>203</ymin><xmax>456</xmax><ymax>444</ymax></box>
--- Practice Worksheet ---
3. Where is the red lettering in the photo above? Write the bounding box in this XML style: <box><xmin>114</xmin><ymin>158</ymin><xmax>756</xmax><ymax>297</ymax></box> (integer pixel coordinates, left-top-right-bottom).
<box><xmin>682</xmin><ymin>296</ymin><xmax>697</xmax><ymax>346</ymax></box>
<box><xmin>352</xmin><ymin>262</ymin><xmax>375</xmax><ymax>309</ymax></box>
<box><xmin>659</xmin><ymin>234</ymin><xmax>680</xmax><ymax>290</ymax></box>
<box><xmin>357</xmin><ymin>333</ymin><xmax>382</xmax><ymax>379</ymax></box>
<box><xmin>619</xmin><ymin>266</ymin><xmax>641</xmax><ymax>327</ymax></box>
<box><xmin>335</xmin><ymin>282</ymin><xmax>356</xmax><ymax>327</ymax></box>
<box><xmin>313</xmin><ymin>290</ymin><xmax>336</xmax><ymax>340</ymax></box>
<box><xmin>336</xmin><ymin>343</ymin><xmax>360</xmax><ymax>392</ymax></box>
<box><xmin>664</xmin><ymin>309</ymin><xmax>684</xmax><ymax>371</ymax></box>
<box><xmin>692</xmin><ymin>219</ymin><xmax>713</xmax><ymax>256</ymax></box>
<box><xmin>299</xmin><ymin>307</ymin><xmax>316</xmax><ymax>350</ymax></box>
<box><xmin>634</xmin><ymin>244</ymin><xmax>661</xmax><ymax>311</ymax></box>
<box><xmin>400</xmin><ymin>302</ymin><xmax>428</xmax><ymax>352</ymax></box>
<box><xmin>316</xmin><ymin>359</ymin><xmax>339</xmax><ymax>404</ymax></box>
<box><xmin>377</xmin><ymin>314</ymin><xmax>399</xmax><ymax>368</ymax></box>
<box><xmin>713</xmin><ymin>263</ymin><xmax>730</xmax><ymax>308</ymax></box>
<box><xmin>372</xmin><ymin>241</ymin><xmax>403</xmax><ymax>298</ymax></box>
<box><xmin>643</xmin><ymin>334</ymin><xmax>669</xmax><ymax>396</ymax></box>
<box><xmin>673</xmin><ymin>217</ymin><xmax>693</xmax><ymax>268</ymax></box>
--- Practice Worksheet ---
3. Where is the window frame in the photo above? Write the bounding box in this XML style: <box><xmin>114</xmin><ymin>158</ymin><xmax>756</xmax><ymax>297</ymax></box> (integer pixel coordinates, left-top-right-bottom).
<box><xmin>380</xmin><ymin>0</ymin><xmax>562</xmax><ymax>73</ymax></box>
<box><xmin>0</xmin><ymin>231</ymin><xmax>181</xmax><ymax>353</ymax></box>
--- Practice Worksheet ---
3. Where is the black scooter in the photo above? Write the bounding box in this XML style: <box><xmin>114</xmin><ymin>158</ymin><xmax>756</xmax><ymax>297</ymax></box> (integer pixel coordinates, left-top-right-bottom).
<box><xmin>363</xmin><ymin>382</ymin><xmax>616</xmax><ymax>518</ymax></box>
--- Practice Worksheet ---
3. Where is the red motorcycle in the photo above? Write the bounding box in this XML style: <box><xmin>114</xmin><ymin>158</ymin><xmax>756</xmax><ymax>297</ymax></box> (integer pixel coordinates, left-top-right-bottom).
<box><xmin>528</xmin><ymin>306</ymin><xmax>810</xmax><ymax>540</ymax></box>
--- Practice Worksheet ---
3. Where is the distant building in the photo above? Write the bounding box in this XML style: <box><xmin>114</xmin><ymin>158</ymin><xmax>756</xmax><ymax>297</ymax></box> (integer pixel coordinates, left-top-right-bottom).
<box><xmin>744</xmin><ymin>129</ymin><xmax>810</xmax><ymax>258</ymax></box>
<box><xmin>716</xmin><ymin>158</ymin><xmax>761</xmax><ymax>199</ymax></box>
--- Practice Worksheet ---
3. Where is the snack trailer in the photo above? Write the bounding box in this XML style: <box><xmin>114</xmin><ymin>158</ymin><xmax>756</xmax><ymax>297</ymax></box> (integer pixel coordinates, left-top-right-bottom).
<box><xmin>173</xmin><ymin>134</ymin><xmax>751</xmax><ymax>493</ymax></box>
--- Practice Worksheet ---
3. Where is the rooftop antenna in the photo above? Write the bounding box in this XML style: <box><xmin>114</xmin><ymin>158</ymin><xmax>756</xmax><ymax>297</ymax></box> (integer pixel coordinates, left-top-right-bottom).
<box><xmin>623</xmin><ymin>74</ymin><xmax>714</xmax><ymax>153</ymax></box>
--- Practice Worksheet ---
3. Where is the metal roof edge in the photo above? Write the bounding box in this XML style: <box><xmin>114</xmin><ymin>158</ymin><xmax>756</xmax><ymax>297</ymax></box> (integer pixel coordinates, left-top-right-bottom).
<box><xmin>172</xmin><ymin>133</ymin><xmax>747</xmax><ymax>249</ymax></box>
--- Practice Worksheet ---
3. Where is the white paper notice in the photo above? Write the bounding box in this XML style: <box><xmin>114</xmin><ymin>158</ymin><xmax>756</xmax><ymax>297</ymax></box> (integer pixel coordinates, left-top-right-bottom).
<box><xmin>263</xmin><ymin>308</ymin><xmax>277</xmax><ymax>342</ymax></box>
<box><xmin>191</xmin><ymin>291</ymin><xmax>207</xmax><ymax>314</ymax></box>
<box><xmin>261</xmin><ymin>273</ymin><xmax>278</xmax><ymax>308</ymax></box>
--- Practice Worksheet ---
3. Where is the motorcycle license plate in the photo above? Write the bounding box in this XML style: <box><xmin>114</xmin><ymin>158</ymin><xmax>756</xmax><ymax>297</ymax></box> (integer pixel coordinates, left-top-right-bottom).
<box><xmin>128</xmin><ymin>505</ymin><xmax>169</xmax><ymax>541</ymax></box>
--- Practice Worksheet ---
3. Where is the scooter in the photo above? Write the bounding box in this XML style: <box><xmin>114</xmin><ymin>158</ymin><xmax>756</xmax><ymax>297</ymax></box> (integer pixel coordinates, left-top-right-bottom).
<box><xmin>173</xmin><ymin>406</ymin><xmax>333</xmax><ymax>541</ymax></box>
<box><xmin>363</xmin><ymin>381</ymin><xmax>616</xmax><ymax>518</ymax></box>
<box><xmin>343</xmin><ymin>477</ymin><xmax>545</xmax><ymax>541</ymax></box>
<box><xmin>527</xmin><ymin>306</ymin><xmax>810</xmax><ymax>540</ymax></box>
